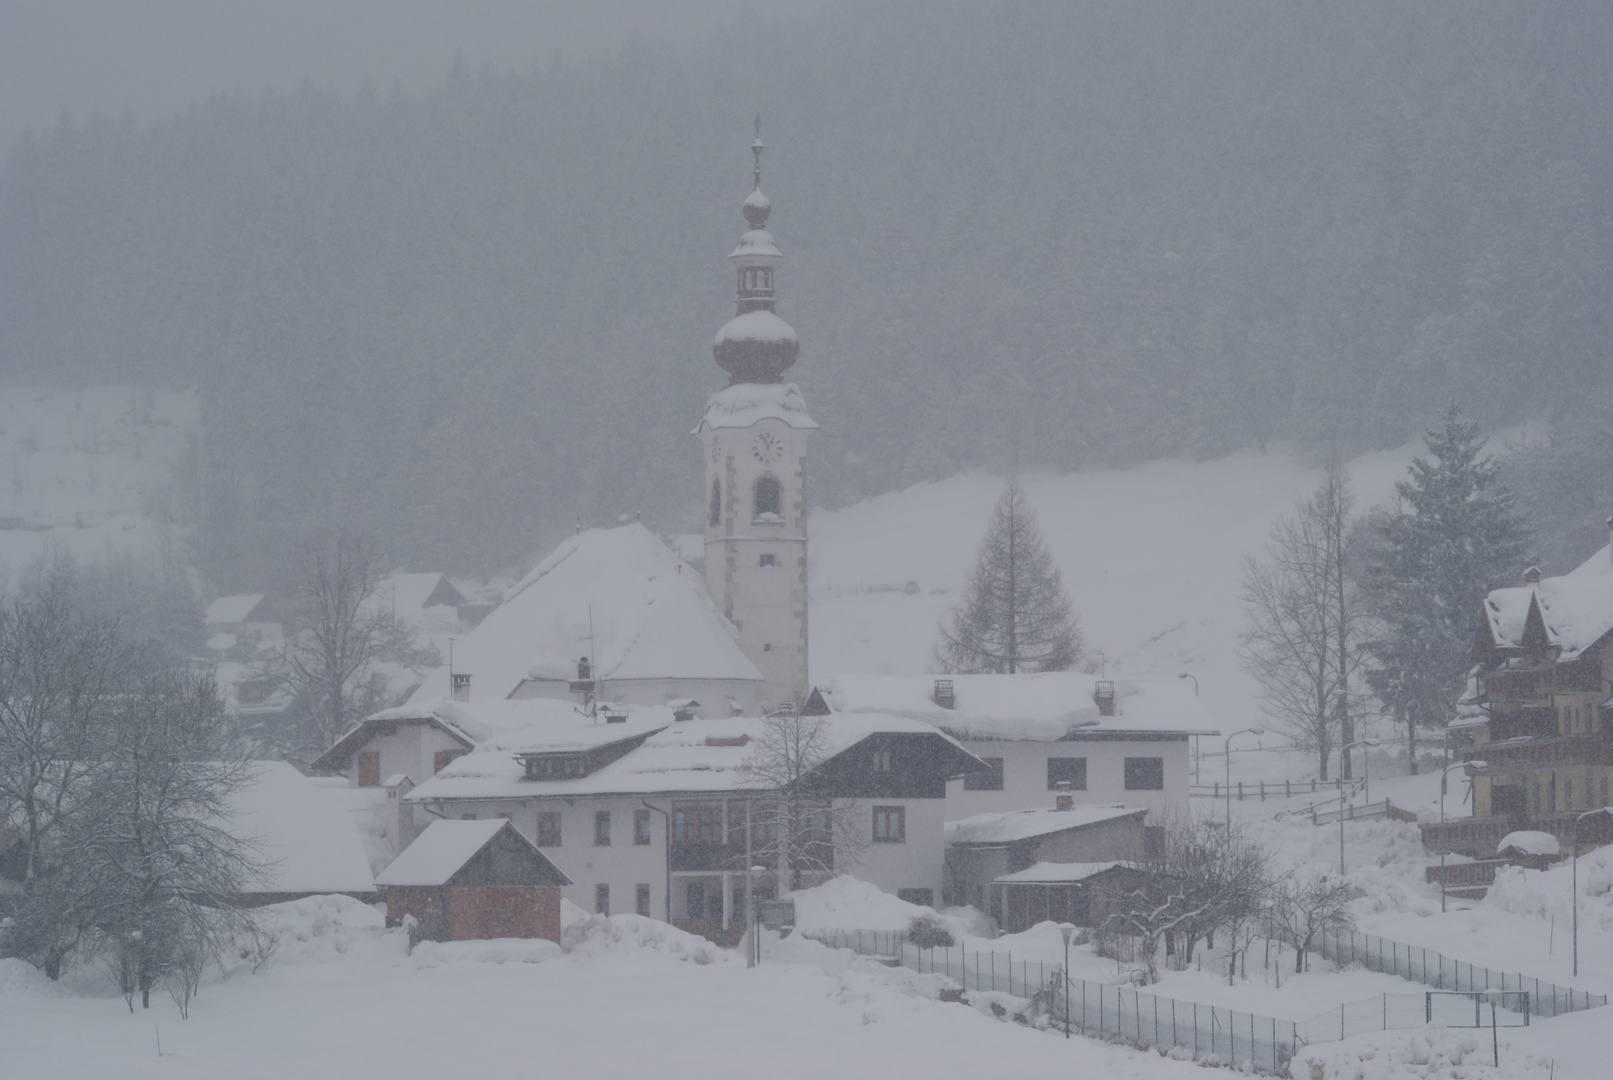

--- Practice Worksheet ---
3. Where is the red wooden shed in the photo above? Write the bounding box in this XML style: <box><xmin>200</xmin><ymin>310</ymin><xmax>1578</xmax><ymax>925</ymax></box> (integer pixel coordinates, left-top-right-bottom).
<box><xmin>376</xmin><ymin>819</ymin><xmax>571</xmax><ymax>943</ymax></box>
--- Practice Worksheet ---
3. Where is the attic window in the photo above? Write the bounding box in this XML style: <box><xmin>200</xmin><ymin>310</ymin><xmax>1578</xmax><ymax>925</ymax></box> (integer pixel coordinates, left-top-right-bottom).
<box><xmin>705</xmin><ymin>734</ymin><xmax>751</xmax><ymax>747</ymax></box>
<box><xmin>525</xmin><ymin>754</ymin><xmax>588</xmax><ymax>780</ymax></box>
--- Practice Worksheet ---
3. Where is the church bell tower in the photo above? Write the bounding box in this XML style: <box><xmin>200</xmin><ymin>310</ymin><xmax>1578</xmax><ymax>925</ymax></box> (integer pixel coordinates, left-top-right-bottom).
<box><xmin>694</xmin><ymin>121</ymin><xmax>815</xmax><ymax>708</ymax></box>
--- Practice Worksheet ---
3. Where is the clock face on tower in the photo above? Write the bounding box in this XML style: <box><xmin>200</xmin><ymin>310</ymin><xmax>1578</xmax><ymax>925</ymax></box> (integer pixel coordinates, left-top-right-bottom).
<box><xmin>751</xmin><ymin>431</ymin><xmax>784</xmax><ymax>465</ymax></box>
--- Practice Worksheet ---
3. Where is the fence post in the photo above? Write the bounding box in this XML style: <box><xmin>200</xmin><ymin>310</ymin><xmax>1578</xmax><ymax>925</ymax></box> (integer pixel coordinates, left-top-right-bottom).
<box><xmin>1286</xmin><ymin>780</ymin><xmax>1291</xmax><ymax>799</ymax></box>
<box><xmin>1238</xmin><ymin>781</ymin><xmax>1244</xmax><ymax>801</ymax></box>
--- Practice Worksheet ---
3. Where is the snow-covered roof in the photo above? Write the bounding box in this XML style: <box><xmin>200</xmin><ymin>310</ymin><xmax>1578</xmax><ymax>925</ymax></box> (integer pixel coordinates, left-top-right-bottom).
<box><xmin>714</xmin><ymin>309</ymin><xmax>797</xmax><ymax>347</ymax></box>
<box><xmin>823</xmin><ymin>673</ymin><xmax>1220</xmax><ymax>740</ymax></box>
<box><xmin>695</xmin><ymin>381</ymin><xmax>818</xmax><ymax>433</ymax></box>
<box><xmin>728</xmin><ymin>228</ymin><xmax>782</xmax><ymax>262</ymax></box>
<box><xmin>1497</xmin><ymin>831</ymin><xmax>1561</xmax><ymax>858</ymax></box>
<box><xmin>993</xmin><ymin>861</ymin><xmax>1137</xmax><ymax>885</ymax></box>
<box><xmin>408</xmin><ymin>525</ymin><xmax>763</xmax><ymax>702</ymax></box>
<box><xmin>366</xmin><ymin>573</ymin><xmax>465</xmax><ymax>623</ymax></box>
<box><xmin>1482</xmin><ymin>546</ymin><xmax>1613</xmax><ymax>663</ymax></box>
<box><xmin>944</xmin><ymin>804</ymin><xmax>1144</xmax><ymax>846</ymax></box>
<box><xmin>404</xmin><ymin>712</ymin><xmax>971</xmax><ymax>803</ymax></box>
<box><xmin>206</xmin><ymin>593</ymin><xmax>269</xmax><ymax>625</ymax></box>
<box><xmin>373</xmin><ymin>819</ymin><xmax>509</xmax><ymax>887</ymax></box>
<box><xmin>225</xmin><ymin>762</ymin><xmax>375</xmax><ymax>894</ymax></box>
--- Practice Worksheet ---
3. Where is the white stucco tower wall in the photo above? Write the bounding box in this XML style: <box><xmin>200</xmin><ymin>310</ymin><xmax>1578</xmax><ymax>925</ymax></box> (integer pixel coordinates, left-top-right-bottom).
<box><xmin>695</xmin><ymin>126</ymin><xmax>815</xmax><ymax>709</ymax></box>
<box><xmin>696</xmin><ymin>384</ymin><xmax>815</xmax><ymax>707</ymax></box>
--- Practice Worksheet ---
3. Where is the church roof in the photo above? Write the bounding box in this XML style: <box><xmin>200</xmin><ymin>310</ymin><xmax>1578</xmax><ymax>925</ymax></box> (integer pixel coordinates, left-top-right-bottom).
<box><xmin>1481</xmin><ymin>545</ymin><xmax>1613</xmax><ymax>663</ymax></box>
<box><xmin>408</xmin><ymin>524</ymin><xmax>762</xmax><ymax>703</ymax></box>
<box><xmin>695</xmin><ymin>381</ymin><xmax>818</xmax><ymax>433</ymax></box>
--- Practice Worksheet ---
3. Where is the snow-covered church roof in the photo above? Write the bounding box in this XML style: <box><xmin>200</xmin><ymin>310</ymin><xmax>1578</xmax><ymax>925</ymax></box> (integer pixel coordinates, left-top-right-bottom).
<box><xmin>1481</xmin><ymin>545</ymin><xmax>1613</xmax><ymax>663</ymax></box>
<box><xmin>694</xmin><ymin>380</ymin><xmax>818</xmax><ymax>433</ymax></box>
<box><xmin>409</xmin><ymin>525</ymin><xmax>762</xmax><ymax>702</ymax></box>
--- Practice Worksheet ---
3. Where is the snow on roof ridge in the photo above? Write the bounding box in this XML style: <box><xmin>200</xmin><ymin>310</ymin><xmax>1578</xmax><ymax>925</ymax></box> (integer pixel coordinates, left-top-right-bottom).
<box><xmin>374</xmin><ymin>818</ymin><xmax>509</xmax><ymax>887</ymax></box>
<box><xmin>945</xmin><ymin>804</ymin><xmax>1142</xmax><ymax>845</ymax></box>
<box><xmin>993</xmin><ymin>860</ymin><xmax>1137</xmax><ymax>885</ymax></box>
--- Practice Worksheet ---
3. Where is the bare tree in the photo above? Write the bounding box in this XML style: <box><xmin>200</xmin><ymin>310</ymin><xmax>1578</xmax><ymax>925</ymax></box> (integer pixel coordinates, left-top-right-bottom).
<box><xmin>739</xmin><ymin>706</ymin><xmax>869</xmax><ymax>892</ymax></box>
<box><xmin>270</xmin><ymin>531</ymin><xmax>422</xmax><ymax>760</ymax></box>
<box><xmin>935</xmin><ymin>478</ymin><xmax>1085</xmax><ymax>674</ymax></box>
<box><xmin>1238</xmin><ymin>465</ymin><xmax>1363</xmax><ymax>780</ymax></box>
<box><xmin>1268</xmin><ymin>871</ymin><xmax>1355</xmax><ymax>973</ymax></box>
<box><xmin>73</xmin><ymin>669</ymin><xmax>262</xmax><ymax>1011</ymax></box>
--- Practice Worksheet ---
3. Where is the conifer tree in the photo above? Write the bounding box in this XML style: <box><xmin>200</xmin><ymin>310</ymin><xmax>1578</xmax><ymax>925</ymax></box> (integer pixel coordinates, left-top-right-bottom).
<box><xmin>934</xmin><ymin>479</ymin><xmax>1085</xmax><ymax>674</ymax></box>
<box><xmin>1358</xmin><ymin>406</ymin><xmax>1533</xmax><ymax>771</ymax></box>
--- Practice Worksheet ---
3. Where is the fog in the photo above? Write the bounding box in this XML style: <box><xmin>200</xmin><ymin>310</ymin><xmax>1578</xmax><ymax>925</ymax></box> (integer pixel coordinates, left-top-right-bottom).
<box><xmin>2</xmin><ymin>1</ymin><xmax>1609</xmax><ymax>591</ymax></box>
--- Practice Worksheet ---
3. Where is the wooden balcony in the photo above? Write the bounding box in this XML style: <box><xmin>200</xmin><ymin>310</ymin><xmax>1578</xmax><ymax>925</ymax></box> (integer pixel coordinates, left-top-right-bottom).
<box><xmin>1421</xmin><ymin>811</ymin><xmax>1613</xmax><ymax>857</ymax></box>
<box><xmin>1461</xmin><ymin>735</ymin><xmax>1613</xmax><ymax>772</ymax></box>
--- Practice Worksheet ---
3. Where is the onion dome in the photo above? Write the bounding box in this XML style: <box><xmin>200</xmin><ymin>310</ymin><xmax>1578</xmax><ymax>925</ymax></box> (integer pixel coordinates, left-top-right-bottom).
<box><xmin>714</xmin><ymin>121</ymin><xmax>798</xmax><ymax>384</ymax></box>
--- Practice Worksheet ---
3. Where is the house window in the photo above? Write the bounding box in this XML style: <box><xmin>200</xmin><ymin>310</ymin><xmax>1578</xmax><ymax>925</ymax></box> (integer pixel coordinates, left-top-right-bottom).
<box><xmin>730</xmin><ymin>801</ymin><xmax>778</xmax><ymax>848</ymax></box>
<box><xmin>1125</xmin><ymin>757</ymin><xmax>1165</xmax><ymax>791</ymax></box>
<box><xmin>753</xmin><ymin>476</ymin><xmax>782</xmax><ymax>519</ymax></box>
<box><xmin>964</xmin><ymin>757</ymin><xmax>1004</xmax><ymax>791</ymax></box>
<box><xmin>873</xmin><ymin>806</ymin><xmax>905</xmax><ymax>843</ymax></box>
<box><xmin>1047</xmin><ymin>757</ymin><xmax>1087</xmax><ymax>790</ymax></box>
<box><xmin>595</xmin><ymin>884</ymin><xmax>610</xmax><ymax>916</ymax></box>
<box><xmin>537</xmin><ymin>812</ymin><xmax>562</xmax><ymax>847</ymax></box>
<box><xmin>634</xmin><ymin>808</ymin><xmax>652</xmax><ymax>845</ymax></box>
<box><xmin>871</xmin><ymin>749</ymin><xmax>893</xmax><ymax>774</ymax></box>
<box><xmin>356</xmin><ymin>751</ymin><xmax>380</xmax><ymax>788</ymax></box>
<box><xmin>897</xmin><ymin>888</ymin><xmax>933</xmax><ymax>908</ymax></box>
<box><xmin>685</xmin><ymin>881</ymin><xmax>707</xmax><ymax>920</ymax></box>
<box><xmin>595</xmin><ymin>810</ymin><xmax>611</xmax><ymax>846</ymax></box>
<box><xmin>433</xmin><ymin>749</ymin><xmax>466</xmax><ymax>774</ymax></box>
<box><xmin>672</xmin><ymin>802</ymin><xmax>724</xmax><ymax>844</ymax></box>
<box><xmin>759</xmin><ymin>553</ymin><xmax>777</xmax><ymax>567</ymax></box>
<box><xmin>709</xmin><ymin>479</ymin><xmax>722</xmax><ymax>526</ymax></box>
<box><xmin>636</xmin><ymin>883</ymin><xmax>651</xmax><ymax>917</ymax></box>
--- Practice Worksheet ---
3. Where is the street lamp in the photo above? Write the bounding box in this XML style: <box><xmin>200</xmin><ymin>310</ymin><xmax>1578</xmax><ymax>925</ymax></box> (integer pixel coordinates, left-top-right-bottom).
<box><xmin>748</xmin><ymin>864</ymin><xmax>767</xmax><ymax>967</ymax></box>
<box><xmin>1338</xmin><ymin>739</ymin><xmax>1380</xmax><ymax>876</ymax></box>
<box><xmin>1059</xmin><ymin>923</ymin><xmax>1076</xmax><ymax>1039</ymax></box>
<box><xmin>1572</xmin><ymin>808</ymin><xmax>1613</xmax><ymax>977</ymax></box>
<box><xmin>1225</xmin><ymin>727</ymin><xmax>1264</xmax><ymax>836</ymax></box>
<box><xmin>1437</xmin><ymin>759</ymin><xmax>1487</xmax><ymax>913</ymax></box>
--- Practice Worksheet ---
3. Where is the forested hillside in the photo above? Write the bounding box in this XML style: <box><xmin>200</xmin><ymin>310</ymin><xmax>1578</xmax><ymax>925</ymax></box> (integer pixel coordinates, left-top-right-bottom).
<box><xmin>2</xmin><ymin>2</ymin><xmax>1608</xmax><ymax>588</ymax></box>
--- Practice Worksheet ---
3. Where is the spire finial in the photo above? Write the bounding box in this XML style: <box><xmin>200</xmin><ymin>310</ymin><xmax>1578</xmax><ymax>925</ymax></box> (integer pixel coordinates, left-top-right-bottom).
<box><xmin>752</xmin><ymin>113</ymin><xmax>764</xmax><ymax>190</ymax></box>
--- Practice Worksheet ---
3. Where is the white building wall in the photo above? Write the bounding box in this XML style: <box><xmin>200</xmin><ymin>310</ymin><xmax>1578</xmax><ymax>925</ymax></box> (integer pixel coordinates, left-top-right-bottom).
<box><xmin>345</xmin><ymin>723</ymin><xmax>468</xmax><ymax>790</ymax></box>
<box><xmin>700</xmin><ymin>416</ymin><xmax>811</xmax><ymax>707</ymax></box>
<box><xmin>842</xmin><ymin>797</ymin><xmax>947</xmax><ymax>905</ymax></box>
<box><xmin>945</xmin><ymin>737</ymin><xmax>1191</xmax><ymax>824</ymax></box>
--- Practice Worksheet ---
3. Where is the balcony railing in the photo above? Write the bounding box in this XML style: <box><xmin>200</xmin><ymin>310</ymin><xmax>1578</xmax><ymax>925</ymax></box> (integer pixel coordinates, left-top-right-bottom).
<box><xmin>1421</xmin><ymin>811</ymin><xmax>1613</xmax><ymax>856</ymax></box>
<box><xmin>1461</xmin><ymin>734</ymin><xmax>1613</xmax><ymax>771</ymax></box>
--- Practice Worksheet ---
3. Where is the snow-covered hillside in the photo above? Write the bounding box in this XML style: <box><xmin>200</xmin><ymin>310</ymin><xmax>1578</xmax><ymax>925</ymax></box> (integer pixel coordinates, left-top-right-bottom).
<box><xmin>0</xmin><ymin>385</ymin><xmax>197</xmax><ymax>580</ymax></box>
<box><xmin>810</xmin><ymin>443</ymin><xmax>1427</xmax><ymax>731</ymax></box>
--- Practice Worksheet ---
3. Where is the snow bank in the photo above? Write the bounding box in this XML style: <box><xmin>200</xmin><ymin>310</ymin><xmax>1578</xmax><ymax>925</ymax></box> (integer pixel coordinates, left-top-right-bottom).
<box><xmin>0</xmin><ymin>957</ymin><xmax>68</xmax><ymax>998</ymax></box>
<box><xmin>408</xmin><ymin>938</ymin><xmax>561</xmax><ymax>968</ymax></box>
<box><xmin>562</xmin><ymin>913</ymin><xmax>732</xmax><ymax>965</ymax></box>
<box><xmin>248</xmin><ymin>894</ymin><xmax>391</xmax><ymax>967</ymax></box>
<box><xmin>788</xmin><ymin>876</ymin><xmax>975</xmax><ymax>939</ymax></box>
<box><xmin>1289</xmin><ymin>1026</ymin><xmax>1552</xmax><ymax>1079</ymax></box>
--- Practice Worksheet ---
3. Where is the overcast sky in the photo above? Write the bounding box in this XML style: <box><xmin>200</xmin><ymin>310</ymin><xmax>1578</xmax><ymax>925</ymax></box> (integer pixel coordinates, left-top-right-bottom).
<box><xmin>0</xmin><ymin>0</ymin><xmax>818</xmax><ymax>152</ymax></box>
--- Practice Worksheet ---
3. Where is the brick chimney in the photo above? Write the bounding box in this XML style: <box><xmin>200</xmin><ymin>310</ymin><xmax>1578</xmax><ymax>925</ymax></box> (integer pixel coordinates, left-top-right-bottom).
<box><xmin>451</xmin><ymin>672</ymin><xmax>472</xmax><ymax>702</ymax></box>
<box><xmin>1055</xmin><ymin>780</ymin><xmax>1074</xmax><ymax>811</ymax></box>
<box><xmin>1093</xmin><ymin>680</ymin><xmax>1116</xmax><ymax>717</ymax></box>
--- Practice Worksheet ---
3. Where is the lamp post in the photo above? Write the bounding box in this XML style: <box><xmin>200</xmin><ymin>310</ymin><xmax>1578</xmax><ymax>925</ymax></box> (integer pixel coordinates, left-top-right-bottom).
<box><xmin>1059</xmin><ymin>923</ymin><xmax>1075</xmax><ymax>1038</ymax></box>
<box><xmin>1224</xmin><ymin>727</ymin><xmax>1264</xmax><ymax>837</ymax></box>
<box><xmin>1338</xmin><ymin>739</ymin><xmax>1379</xmax><ymax>876</ymax></box>
<box><xmin>1572</xmin><ymin>807</ymin><xmax>1613</xmax><ymax>977</ymax></box>
<box><xmin>749</xmin><ymin>864</ymin><xmax>767</xmax><ymax>967</ymax></box>
<box><xmin>1437</xmin><ymin>760</ymin><xmax>1486</xmax><ymax>913</ymax></box>
<box><xmin>1179</xmin><ymin>674</ymin><xmax>1200</xmax><ymax>783</ymax></box>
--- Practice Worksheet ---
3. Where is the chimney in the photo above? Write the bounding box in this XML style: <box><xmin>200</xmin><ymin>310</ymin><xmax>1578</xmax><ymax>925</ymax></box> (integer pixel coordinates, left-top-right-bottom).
<box><xmin>1055</xmin><ymin>780</ymin><xmax>1074</xmax><ymax>811</ymax></box>
<box><xmin>1093</xmin><ymin>680</ymin><xmax>1116</xmax><ymax>717</ymax></box>
<box><xmin>933</xmin><ymin>679</ymin><xmax>955</xmax><ymax>709</ymax></box>
<box><xmin>451</xmin><ymin>672</ymin><xmax>472</xmax><ymax>702</ymax></box>
<box><xmin>1523</xmin><ymin>566</ymin><xmax>1542</xmax><ymax>587</ymax></box>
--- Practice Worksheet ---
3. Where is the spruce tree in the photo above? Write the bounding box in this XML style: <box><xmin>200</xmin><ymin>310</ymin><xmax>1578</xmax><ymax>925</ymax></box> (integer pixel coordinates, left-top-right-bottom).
<box><xmin>1359</xmin><ymin>406</ymin><xmax>1533</xmax><ymax>771</ymax></box>
<box><xmin>934</xmin><ymin>479</ymin><xmax>1085</xmax><ymax>674</ymax></box>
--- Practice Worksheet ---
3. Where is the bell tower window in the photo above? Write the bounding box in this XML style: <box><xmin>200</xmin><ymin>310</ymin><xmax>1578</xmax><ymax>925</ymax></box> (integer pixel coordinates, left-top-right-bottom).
<box><xmin>753</xmin><ymin>476</ymin><xmax>782</xmax><ymax>519</ymax></box>
<box><xmin>709</xmin><ymin>479</ymin><xmax>722</xmax><ymax>526</ymax></box>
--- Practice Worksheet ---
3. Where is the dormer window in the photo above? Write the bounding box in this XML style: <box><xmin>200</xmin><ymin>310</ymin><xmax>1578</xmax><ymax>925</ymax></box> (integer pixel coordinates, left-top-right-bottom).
<box><xmin>524</xmin><ymin>753</ymin><xmax>587</xmax><ymax>780</ymax></box>
<box><xmin>754</xmin><ymin>476</ymin><xmax>782</xmax><ymax>519</ymax></box>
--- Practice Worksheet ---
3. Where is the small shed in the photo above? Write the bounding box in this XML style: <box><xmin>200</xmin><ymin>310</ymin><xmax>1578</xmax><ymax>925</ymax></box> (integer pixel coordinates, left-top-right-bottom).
<box><xmin>992</xmin><ymin>861</ymin><xmax>1154</xmax><ymax>933</ymax></box>
<box><xmin>376</xmin><ymin>819</ymin><xmax>571</xmax><ymax>943</ymax></box>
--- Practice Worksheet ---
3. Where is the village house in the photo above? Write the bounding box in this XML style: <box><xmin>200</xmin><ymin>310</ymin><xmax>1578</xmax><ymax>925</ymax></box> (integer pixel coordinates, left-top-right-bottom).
<box><xmin>1435</xmin><ymin>526</ymin><xmax>1613</xmax><ymax>858</ymax></box>
<box><xmin>397</xmin><ymin>700</ymin><xmax>985</xmax><ymax>942</ymax></box>
<box><xmin>823</xmin><ymin>673</ymin><xmax>1219</xmax><ymax>836</ymax></box>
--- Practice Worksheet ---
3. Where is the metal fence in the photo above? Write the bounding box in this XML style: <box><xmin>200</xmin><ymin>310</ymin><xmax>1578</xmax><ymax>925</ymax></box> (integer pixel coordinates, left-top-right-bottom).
<box><xmin>810</xmin><ymin>930</ymin><xmax>1298</xmax><ymax>1073</ymax></box>
<box><xmin>1311</xmin><ymin>928</ymin><xmax>1606</xmax><ymax>1017</ymax></box>
<box><xmin>1293</xmin><ymin>990</ymin><xmax>1530</xmax><ymax>1046</ymax></box>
